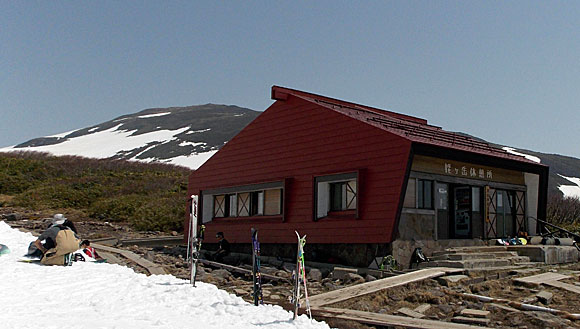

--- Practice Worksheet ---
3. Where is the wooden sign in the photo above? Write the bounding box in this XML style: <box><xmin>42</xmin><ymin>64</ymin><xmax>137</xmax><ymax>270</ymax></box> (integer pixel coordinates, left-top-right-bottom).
<box><xmin>411</xmin><ymin>155</ymin><xmax>525</xmax><ymax>185</ymax></box>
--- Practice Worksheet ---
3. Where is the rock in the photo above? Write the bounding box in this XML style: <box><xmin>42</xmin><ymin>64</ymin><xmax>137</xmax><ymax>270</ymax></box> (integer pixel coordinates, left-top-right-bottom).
<box><xmin>212</xmin><ymin>269</ymin><xmax>232</xmax><ymax>281</ymax></box>
<box><xmin>307</xmin><ymin>268</ymin><xmax>323</xmax><ymax>282</ymax></box>
<box><xmin>323</xmin><ymin>282</ymin><xmax>338</xmax><ymax>290</ymax></box>
<box><xmin>233</xmin><ymin>288</ymin><xmax>249</xmax><ymax>296</ymax></box>
<box><xmin>269</xmin><ymin>294</ymin><xmax>281</xmax><ymax>300</ymax></box>
<box><xmin>260</xmin><ymin>266</ymin><xmax>278</xmax><ymax>275</ymax></box>
<box><xmin>365</xmin><ymin>274</ymin><xmax>377</xmax><ymax>282</ymax></box>
<box><xmin>344</xmin><ymin>273</ymin><xmax>365</xmax><ymax>284</ymax></box>
<box><xmin>536</xmin><ymin>291</ymin><xmax>553</xmax><ymax>305</ymax></box>
<box><xmin>437</xmin><ymin>275</ymin><xmax>469</xmax><ymax>287</ymax></box>
<box><xmin>465</xmin><ymin>302</ymin><xmax>484</xmax><ymax>310</ymax></box>
<box><xmin>460</xmin><ymin>309</ymin><xmax>490</xmax><ymax>318</ymax></box>
<box><xmin>332</xmin><ymin>267</ymin><xmax>358</xmax><ymax>280</ymax></box>
<box><xmin>3</xmin><ymin>213</ymin><xmax>22</xmax><ymax>221</ymax></box>
<box><xmin>428</xmin><ymin>289</ymin><xmax>445</xmax><ymax>298</ymax></box>
<box><xmin>144</xmin><ymin>251</ymin><xmax>156</xmax><ymax>261</ymax></box>
<box><xmin>522</xmin><ymin>297</ymin><xmax>536</xmax><ymax>304</ymax></box>
<box><xmin>389</xmin><ymin>294</ymin><xmax>403</xmax><ymax>302</ymax></box>
<box><xmin>437</xmin><ymin>304</ymin><xmax>453</xmax><ymax>314</ymax></box>
<box><xmin>414</xmin><ymin>304</ymin><xmax>431</xmax><ymax>314</ymax></box>
<box><xmin>274</xmin><ymin>270</ymin><xmax>290</xmax><ymax>279</ymax></box>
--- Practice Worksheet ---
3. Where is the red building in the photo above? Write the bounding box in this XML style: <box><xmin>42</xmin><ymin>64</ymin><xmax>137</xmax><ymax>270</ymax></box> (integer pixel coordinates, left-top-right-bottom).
<box><xmin>187</xmin><ymin>86</ymin><xmax>548</xmax><ymax>267</ymax></box>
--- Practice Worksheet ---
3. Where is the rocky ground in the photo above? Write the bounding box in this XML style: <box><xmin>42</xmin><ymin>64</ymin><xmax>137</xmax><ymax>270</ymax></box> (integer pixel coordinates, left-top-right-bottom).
<box><xmin>3</xmin><ymin>207</ymin><xmax>580</xmax><ymax>329</ymax></box>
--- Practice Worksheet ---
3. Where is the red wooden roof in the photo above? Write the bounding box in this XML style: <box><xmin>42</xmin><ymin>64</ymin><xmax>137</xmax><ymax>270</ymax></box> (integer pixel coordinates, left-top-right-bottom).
<box><xmin>272</xmin><ymin>86</ymin><xmax>543</xmax><ymax>165</ymax></box>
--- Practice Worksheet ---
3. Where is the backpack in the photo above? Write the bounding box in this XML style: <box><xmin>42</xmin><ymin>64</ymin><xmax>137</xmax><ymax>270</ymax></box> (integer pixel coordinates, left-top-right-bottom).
<box><xmin>41</xmin><ymin>229</ymin><xmax>80</xmax><ymax>266</ymax></box>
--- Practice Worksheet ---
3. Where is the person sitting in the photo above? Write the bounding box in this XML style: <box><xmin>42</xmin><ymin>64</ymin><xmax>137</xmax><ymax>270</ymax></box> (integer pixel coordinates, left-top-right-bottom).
<box><xmin>74</xmin><ymin>240</ymin><xmax>102</xmax><ymax>262</ymax></box>
<box><xmin>49</xmin><ymin>213</ymin><xmax>78</xmax><ymax>233</ymax></box>
<box><xmin>31</xmin><ymin>214</ymin><xmax>80</xmax><ymax>265</ymax></box>
<box><xmin>81</xmin><ymin>240</ymin><xmax>102</xmax><ymax>260</ymax></box>
<box><xmin>212</xmin><ymin>232</ymin><xmax>230</xmax><ymax>263</ymax></box>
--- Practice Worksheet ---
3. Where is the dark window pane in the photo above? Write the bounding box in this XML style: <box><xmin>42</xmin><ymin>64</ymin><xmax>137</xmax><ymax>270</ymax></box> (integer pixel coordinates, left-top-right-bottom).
<box><xmin>424</xmin><ymin>180</ymin><xmax>432</xmax><ymax>209</ymax></box>
<box><xmin>329</xmin><ymin>182</ymin><xmax>343</xmax><ymax>211</ymax></box>
<box><xmin>418</xmin><ymin>181</ymin><xmax>424</xmax><ymax>208</ymax></box>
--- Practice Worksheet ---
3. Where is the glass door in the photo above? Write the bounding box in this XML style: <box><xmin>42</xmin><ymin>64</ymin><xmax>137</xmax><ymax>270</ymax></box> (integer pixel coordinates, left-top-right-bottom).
<box><xmin>453</xmin><ymin>187</ymin><xmax>472</xmax><ymax>238</ymax></box>
<box><xmin>436</xmin><ymin>183</ymin><xmax>449</xmax><ymax>239</ymax></box>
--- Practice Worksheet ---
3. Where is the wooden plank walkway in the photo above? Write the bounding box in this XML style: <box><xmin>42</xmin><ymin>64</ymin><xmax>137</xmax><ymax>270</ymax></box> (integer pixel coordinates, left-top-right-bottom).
<box><xmin>545</xmin><ymin>280</ymin><xmax>580</xmax><ymax>295</ymax></box>
<box><xmin>93</xmin><ymin>243</ymin><xmax>167</xmax><ymax>275</ymax></box>
<box><xmin>515</xmin><ymin>272</ymin><xmax>580</xmax><ymax>295</ymax></box>
<box><xmin>312</xmin><ymin>307</ymin><xmax>489</xmax><ymax>329</ymax></box>
<box><xmin>309</xmin><ymin>267</ymin><xmax>463</xmax><ymax>307</ymax></box>
<box><xmin>98</xmin><ymin>251</ymin><xmax>124</xmax><ymax>265</ymax></box>
<box><xmin>514</xmin><ymin>272</ymin><xmax>570</xmax><ymax>285</ymax></box>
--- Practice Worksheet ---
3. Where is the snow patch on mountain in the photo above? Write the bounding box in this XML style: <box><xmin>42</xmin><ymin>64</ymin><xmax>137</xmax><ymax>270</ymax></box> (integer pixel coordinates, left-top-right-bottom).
<box><xmin>0</xmin><ymin>124</ymin><xmax>212</xmax><ymax>169</ymax></box>
<box><xmin>1</xmin><ymin>124</ymin><xmax>188</xmax><ymax>158</ymax></box>
<box><xmin>138</xmin><ymin>112</ymin><xmax>171</xmax><ymax>119</ymax></box>
<box><xmin>502</xmin><ymin>147</ymin><xmax>541</xmax><ymax>163</ymax></box>
<box><xmin>558</xmin><ymin>175</ymin><xmax>580</xmax><ymax>200</ymax></box>
<box><xmin>140</xmin><ymin>151</ymin><xmax>219</xmax><ymax>169</ymax></box>
<box><xmin>186</xmin><ymin>128</ymin><xmax>211</xmax><ymax>134</ymax></box>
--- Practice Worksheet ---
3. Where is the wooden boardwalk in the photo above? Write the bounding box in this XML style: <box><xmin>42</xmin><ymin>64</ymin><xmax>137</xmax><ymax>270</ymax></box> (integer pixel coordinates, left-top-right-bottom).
<box><xmin>93</xmin><ymin>243</ymin><xmax>167</xmax><ymax>275</ymax></box>
<box><xmin>312</xmin><ymin>307</ymin><xmax>489</xmax><ymax>329</ymax></box>
<box><xmin>309</xmin><ymin>267</ymin><xmax>464</xmax><ymax>307</ymax></box>
<box><xmin>515</xmin><ymin>272</ymin><xmax>580</xmax><ymax>295</ymax></box>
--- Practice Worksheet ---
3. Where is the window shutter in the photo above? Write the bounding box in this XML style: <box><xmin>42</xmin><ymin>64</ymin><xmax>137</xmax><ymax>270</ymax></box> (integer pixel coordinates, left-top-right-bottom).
<box><xmin>317</xmin><ymin>181</ymin><xmax>330</xmax><ymax>219</ymax></box>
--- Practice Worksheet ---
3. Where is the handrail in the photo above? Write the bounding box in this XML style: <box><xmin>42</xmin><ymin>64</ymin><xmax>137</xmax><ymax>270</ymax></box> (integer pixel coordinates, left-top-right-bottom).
<box><xmin>530</xmin><ymin>217</ymin><xmax>580</xmax><ymax>252</ymax></box>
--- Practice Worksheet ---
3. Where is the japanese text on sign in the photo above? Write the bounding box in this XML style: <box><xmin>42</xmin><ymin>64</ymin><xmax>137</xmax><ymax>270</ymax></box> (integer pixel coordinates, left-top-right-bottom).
<box><xmin>444</xmin><ymin>163</ymin><xmax>492</xmax><ymax>179</ymax></box>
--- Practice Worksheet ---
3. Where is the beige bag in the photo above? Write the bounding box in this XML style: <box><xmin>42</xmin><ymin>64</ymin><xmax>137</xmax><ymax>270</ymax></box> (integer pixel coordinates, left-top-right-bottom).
<box><xmin>41</xmin><ymin>229</ymin><xmax>80</xmax><ymax>266</ymax></box>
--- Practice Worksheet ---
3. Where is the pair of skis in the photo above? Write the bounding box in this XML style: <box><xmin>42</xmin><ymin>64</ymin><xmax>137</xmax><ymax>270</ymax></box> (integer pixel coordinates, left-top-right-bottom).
<box><xmin>187</xmin><ymin>195</ymin><xmax>205</xmax><ymax>287</ymax></box>
<box><xmin>251</xmin><ymin>228</ymin><xmax>263</xmax><ymax>306</ymax></box>
<box><xmin>292</xmin><ymin>231</ymin><xmax>312</xmax><ymax>320</ymax></box>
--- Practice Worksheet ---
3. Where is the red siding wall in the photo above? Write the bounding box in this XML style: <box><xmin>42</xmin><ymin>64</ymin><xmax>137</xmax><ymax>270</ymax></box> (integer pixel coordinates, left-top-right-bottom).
<box><xmin>187</xmin><ymin>95</ymin><xmax>412</xmax><ymax>244</ymax></box>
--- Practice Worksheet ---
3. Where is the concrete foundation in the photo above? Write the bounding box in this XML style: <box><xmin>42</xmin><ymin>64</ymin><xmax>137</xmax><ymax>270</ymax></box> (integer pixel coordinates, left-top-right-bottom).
<box><xmin>507</xmin><ymin>245</ymin><xmax>580</xmax><ymax>264</ymax></box>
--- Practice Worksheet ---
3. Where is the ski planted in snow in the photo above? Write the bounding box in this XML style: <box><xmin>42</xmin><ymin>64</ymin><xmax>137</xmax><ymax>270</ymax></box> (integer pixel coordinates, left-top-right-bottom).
<box><xmin>251</xmin><ymin>227</ymin><xmax>263</xmax><ymax>306</ymax></box>
<box><xmin>187</xmin><ymin>195</ymin><xmax>205</xmax><ymax>286</ymax></box>
<box><xmin>291</xmin><ymin>231</ymin><xmax>312</xmax><ymax>320</ymax></box>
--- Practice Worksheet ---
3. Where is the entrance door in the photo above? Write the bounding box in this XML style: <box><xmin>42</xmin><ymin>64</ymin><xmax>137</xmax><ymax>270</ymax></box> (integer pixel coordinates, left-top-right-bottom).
<box><xmin>453</xmin><ymin>187</ymin><xmax>472</xmax><ymax>238</ymax></box>
<box><xmin>496</xmin><ymin>190</ymin><xmax>516</xmax><ymax>237</ymax></box>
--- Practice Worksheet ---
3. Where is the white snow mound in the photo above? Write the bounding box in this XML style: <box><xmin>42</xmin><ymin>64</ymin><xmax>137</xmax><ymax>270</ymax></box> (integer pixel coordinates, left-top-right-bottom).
<box><xmin>0</xmin><ymin>221</ymin><xmax>328</xmax><ymax>329</ymax></box>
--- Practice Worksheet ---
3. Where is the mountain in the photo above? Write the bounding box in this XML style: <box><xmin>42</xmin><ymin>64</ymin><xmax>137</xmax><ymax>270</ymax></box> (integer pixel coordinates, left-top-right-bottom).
<box><xmin>1</xmin><ymin>105</ymin><xmax>578</xmax><ymax>199</ymax></box>
<box><xmin>0</xmin><ymin>104</ymin><xmax>260</xmax><ymax>169</ymax></box>
<box><xmin>501</xmin><ymin>147</ymin><xmax>580</xmax><ymax>199</ymax></box>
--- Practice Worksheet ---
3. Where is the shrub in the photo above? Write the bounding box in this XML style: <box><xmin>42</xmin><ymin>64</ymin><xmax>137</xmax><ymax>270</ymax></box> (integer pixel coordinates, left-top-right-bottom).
<box><xmin>1</xmin><ymin>152</ymin><xmax>189</xmax><ymax>232</ymax></box>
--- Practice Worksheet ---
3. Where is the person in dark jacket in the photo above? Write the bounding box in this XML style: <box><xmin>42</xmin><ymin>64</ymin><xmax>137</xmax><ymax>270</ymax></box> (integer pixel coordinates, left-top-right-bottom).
<box><xmin>27</xmin><ymin>214</ymin><xmax>77</xmax><ymax>258</ymax></box>
<box><xmin>212</xmin><ymin>232</ymin><xmax>230</xmax><ymax>262</ymax></box>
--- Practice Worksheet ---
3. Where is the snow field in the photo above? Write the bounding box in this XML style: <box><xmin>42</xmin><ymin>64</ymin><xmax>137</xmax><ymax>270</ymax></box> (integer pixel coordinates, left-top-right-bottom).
<box><xmin>0</xmin><ymin>222</ymin><xmax>329</xmax><ymax>329</ymax></box>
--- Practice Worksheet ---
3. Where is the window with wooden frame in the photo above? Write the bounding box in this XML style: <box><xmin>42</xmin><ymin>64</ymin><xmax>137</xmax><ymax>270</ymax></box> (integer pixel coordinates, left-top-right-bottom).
<box><xmin>417</xmin><ymin>179</ymin><xmax>433</xmax><ymax>209</ymax></box>
<box><xmin>204</xmin><ymin>181</ymin><xmax>284</xmax><ymax>221</ymax></box>
<box><xmin>315</xmin><ymin>172</ymin><xmax>359</xmax><ymax>220</ymax></box>
<box><xmin>213</xmin><ymin>194</ymin><xmax>236</xmax><ymax>218</ymax></box>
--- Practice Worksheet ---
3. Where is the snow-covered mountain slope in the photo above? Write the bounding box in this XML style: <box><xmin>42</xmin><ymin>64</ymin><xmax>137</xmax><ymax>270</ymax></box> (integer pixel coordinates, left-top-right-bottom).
<box><xmin>499</xmin><ymin>146</ymin><xmax>580</xmax><ymax>200</ymax></box>
<box><xmin>0</xmin><ymin>221</ymin><xmax>328</xmax><ymax>329</ymax></box>
<box><xmin>0</xmin><ymin>104</ymin><xmax>260</xmax><ymax>169</ymax></box>
<box><xmin>558</xmin><ymin>175</ymin><xmax>580</xmax><ymax>199</ymax></box>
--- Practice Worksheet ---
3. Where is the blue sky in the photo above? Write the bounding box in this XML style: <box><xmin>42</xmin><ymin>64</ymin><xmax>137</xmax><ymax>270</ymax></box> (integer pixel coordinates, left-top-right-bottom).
<box><xmin>1</xmin><ymin>1</ymin><xmax>579</xmax><ymax>158</ymax></box>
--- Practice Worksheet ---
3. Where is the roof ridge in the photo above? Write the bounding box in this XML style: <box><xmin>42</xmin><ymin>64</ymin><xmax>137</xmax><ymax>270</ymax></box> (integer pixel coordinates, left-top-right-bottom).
<box><xmin>272</xmin><ymin>85</ymin><xmax>428</xmax><ymax>125</ymax></box>
<box><xmin>270</xmin><ymin>85</ymin><xmax>541</xmax><ymax>165</ymax></box>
